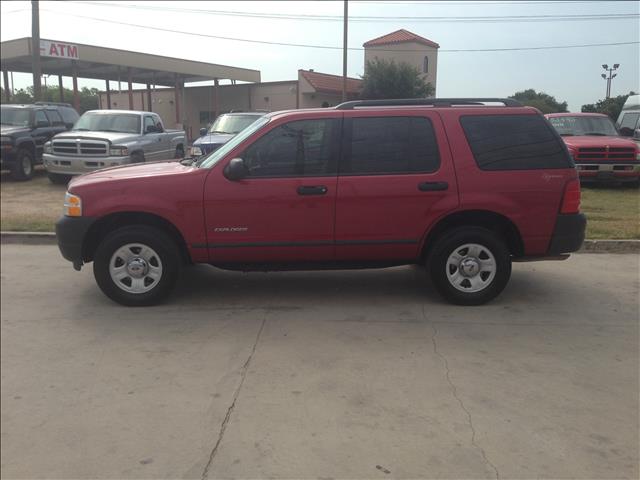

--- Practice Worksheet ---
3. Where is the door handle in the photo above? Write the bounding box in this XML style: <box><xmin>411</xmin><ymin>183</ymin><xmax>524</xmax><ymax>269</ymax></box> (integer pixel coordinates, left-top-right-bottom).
<box><xmin>297</xmin><ymin>185</ymin><xmax>328</xmax><ymax>196</ymax></box>
<box><xmin>158</xmin><ymin>137</ymin><xmax>162</xmax><ymax>142</ymax></box>
<box><xmin>418</xmin><ymin>181</ymin><xmax>448</xmax><ymax>192</ymax></box>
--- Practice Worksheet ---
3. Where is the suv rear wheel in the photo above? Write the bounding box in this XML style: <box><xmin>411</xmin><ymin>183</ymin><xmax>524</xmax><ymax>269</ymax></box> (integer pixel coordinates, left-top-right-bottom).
<box><xmin>93</xmin><ymin>226</ymin><xmax>180</xmax><ymax>306</ymax></box>
<box><xmin>11</xmin><ymin>148</ymin><xmax>34</xmax><ymax>181</ymax></box>
<box><xmin>428</xmin><ymin>227</ymin><xmax>511</xmax><ymax>305</ymax></box>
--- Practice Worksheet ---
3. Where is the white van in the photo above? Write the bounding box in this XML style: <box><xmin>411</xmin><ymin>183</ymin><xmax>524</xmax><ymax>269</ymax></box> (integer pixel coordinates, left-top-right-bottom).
<box><xmin>616</xmin><ymin>94</ymin><xmax>640</xmax><ymax>143</ymax></box>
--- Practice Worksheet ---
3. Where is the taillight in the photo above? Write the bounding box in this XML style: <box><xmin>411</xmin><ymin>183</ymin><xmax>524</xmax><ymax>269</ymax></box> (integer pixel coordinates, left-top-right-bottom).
<box><xmin>560</xmin><ymin>179</ymin><xmax>581</xmax><ymax>214</ymax></box>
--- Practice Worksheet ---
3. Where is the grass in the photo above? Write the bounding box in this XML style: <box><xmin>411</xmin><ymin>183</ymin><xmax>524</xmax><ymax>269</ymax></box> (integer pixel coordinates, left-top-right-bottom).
<box><xmin>1</xmin><ymin>168</ymin><xmax>639</xmax><ymax>239</ymax></box>
<box><xmin>580</xmin><ymin>185</ymin><xmax>639</xmax><ymax>239</ymax></box>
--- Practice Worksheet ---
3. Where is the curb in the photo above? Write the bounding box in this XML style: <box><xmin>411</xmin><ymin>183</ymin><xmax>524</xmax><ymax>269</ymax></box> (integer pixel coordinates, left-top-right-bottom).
<box><xmin>1</xmin><ymin>232</ymin><xmax>639</xmax><ymax>253</ymax></box>
<box><xmin>1</xmin><ymin>232</ymin><xmax>57</xmax><ymax>245</ymax></box>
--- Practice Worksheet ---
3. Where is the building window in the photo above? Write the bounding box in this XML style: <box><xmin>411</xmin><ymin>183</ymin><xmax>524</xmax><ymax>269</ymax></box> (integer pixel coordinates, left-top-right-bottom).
<box><xmin>423</xmin><ymin>56</ymin><xmax>429</xmax><ymax>74</ymax></box>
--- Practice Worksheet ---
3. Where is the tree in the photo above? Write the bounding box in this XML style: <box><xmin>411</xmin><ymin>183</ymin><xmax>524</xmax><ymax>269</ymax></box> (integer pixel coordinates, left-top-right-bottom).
<box><xmin>509</xmin><ymin>89</ymin><xmax>568</xmax><ymax>113</ymax></box>
<box><xmin>1</xmin><ymin>85</ymin><xmax>99</xmax><ymax>113</ymax></box>
<box><xmin>361</xmin><ymin>58</ymin><xmax>434</xmax><ymax>99</ymax></box>
<box><xmin>581</xmin><ymin>91</ymin><xmax>637</xmax><ymax>121</ymax></box>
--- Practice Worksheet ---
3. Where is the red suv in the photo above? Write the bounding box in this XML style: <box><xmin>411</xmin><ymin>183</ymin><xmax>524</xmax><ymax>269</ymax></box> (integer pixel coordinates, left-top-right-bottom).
<box><xmin>56</xmin><ymin>98</ymin><xmax>586</xmax><ymax>306</ymax></box>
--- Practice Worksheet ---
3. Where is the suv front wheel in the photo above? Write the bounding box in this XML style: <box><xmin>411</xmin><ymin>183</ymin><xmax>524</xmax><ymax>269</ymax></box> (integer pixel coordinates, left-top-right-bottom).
<box><xmin>93</xmin><ymin>226</ymin><xmax>181</xmax><ymax>306</ymax></box>
<box><xmin>11</xmin><ymin>148</ymin><xmax>35</xmax><ymax>181</ymax></box>
<box><xmin>428</xmin><ymin>227</ymin><xmax>511</xmax><ymax>305</ymax></box>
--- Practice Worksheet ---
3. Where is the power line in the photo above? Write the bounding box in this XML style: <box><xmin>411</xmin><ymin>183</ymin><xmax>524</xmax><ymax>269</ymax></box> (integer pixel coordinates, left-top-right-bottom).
<box><xmin>64</xmin><ymin>1</ymin><xmax>639</xmax><ymax>23</ymax></box>
<box><xmin>353</xmin><ymin>0</ymin><xmax>630</xmax><ymax>4</ymax></box>
<box><xmin>38</xmin><ymin>8</ymin><xmax>640</xmax><ymax>53</ymax></box>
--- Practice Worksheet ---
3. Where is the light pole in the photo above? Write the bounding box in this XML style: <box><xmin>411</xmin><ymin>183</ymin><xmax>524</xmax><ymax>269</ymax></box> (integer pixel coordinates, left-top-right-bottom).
<box><xmin>601</xmin><ymin>63</ymin><xmax>620</xmax><ymax>99</ymax></box>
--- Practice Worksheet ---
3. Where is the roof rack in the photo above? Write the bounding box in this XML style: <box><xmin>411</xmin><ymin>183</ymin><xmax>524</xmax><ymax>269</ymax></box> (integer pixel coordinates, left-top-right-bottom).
<box><xmin>34</xmin><ymin>101</ymin><xmax>73</xmax><ymax>107</ymax></box>
<box><xmin>334</xmin><ymin>98</ymin><xmax>522</xmax><ymax>110</ymax></box>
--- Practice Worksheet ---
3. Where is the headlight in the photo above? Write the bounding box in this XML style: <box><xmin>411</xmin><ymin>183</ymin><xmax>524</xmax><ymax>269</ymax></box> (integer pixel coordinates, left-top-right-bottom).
<box><xmin>44</xmin><ymin>141</ymin><xmax>52</xmax><ymax>154</ymax></box>
<box><xmin>109</xmin><ymin>146</ymin><xmax>129</xmax><ymax>156</ymax></box>
<box><xmin>63</xmin><ymin>192</ymin><xmax>82</xmax><ymax>217</ymax></box>
<box><xmin>1</xmin><ymin>135</ymin><xmax>12</xmax><ymax>145</ymax></box>
<box><xmin>190</xmin><ymin>146</ymin><xmax>203</xmax><ymax>157</ymax></box>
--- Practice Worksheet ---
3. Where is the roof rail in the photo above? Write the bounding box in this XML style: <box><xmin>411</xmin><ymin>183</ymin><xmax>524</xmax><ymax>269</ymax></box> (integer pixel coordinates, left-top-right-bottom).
<box><xmin>34</xmin><ymin>101</ymin><xmax>73</xmax><ymax>107</ymax></box>
<box><xmin>334</xmin><ymin>98</ymin><xmax>522</xmax><ymax>110</ymax></box>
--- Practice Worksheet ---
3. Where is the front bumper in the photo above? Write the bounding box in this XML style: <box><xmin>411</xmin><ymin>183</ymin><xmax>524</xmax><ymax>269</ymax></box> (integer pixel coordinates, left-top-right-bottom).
<box><xmin>547</xmin><ymin>213</ymin><xmax>587</xmax><ymax>255</ymax></box>
<box><xmin>44</xmin><ymin>153</ymin><xmax>132</xmax><ymax>175</ymax></box>
<box><xmin>577</xmin><ymin>162</ymin><xmax>640</xmax><ymax>182</ymax></box>
<box><xmin>56</xmin><ymin>216</ymin><xmax>96</xmax><ymax>270</ymax></box>
<box><xmin>0</xmin><ymin>146</ymin><xmax>16</xmax><ymax>167</ymax></box>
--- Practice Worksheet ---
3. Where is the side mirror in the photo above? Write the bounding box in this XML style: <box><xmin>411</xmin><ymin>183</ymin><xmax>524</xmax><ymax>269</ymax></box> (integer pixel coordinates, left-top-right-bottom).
<box><xmin>223</xmin><ymin>157</ymin><xmax>249</xmax><ymax>181</ymax></box>
<box><xmin>145</xmin><ymin>125</ymin><xmax>156</xmax><ymax>134</ymax></box>
<box><xmin>156</xmin><ymin>123</ymin><xmax>164</xmax><ymax>133</ymax></box>
<box><xmin>199</xmin><ymin>128</ymin><xmax>207</xmax><ymax>137</ymax></box>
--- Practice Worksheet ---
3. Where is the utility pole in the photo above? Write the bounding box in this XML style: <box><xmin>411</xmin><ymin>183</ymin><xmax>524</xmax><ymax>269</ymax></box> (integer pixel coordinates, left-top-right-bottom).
<box><xmin>601</xmin><ymin>63</ymin><xmax>620</xmax><ymax>99</ymax></box>
<box><xmin>342</xmin><ymin>0</ymin><xmax>348</xmax><ymax>102</ymax></box>
<box><xmin>31</xmin><ymin>0</ymin><xmax>42</xmax><ymax>101</ymax></box>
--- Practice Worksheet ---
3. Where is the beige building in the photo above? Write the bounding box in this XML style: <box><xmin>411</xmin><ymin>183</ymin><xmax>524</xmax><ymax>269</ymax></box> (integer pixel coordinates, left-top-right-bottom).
<box><xmin>99</xmin><ymin>70</ymin><xmax>362</xmax><ymax>139</ymax></box>
<box><xmin>364</xmin><ymin>29</ymin><xmax>439</xmax><ymax>94</ymax></box>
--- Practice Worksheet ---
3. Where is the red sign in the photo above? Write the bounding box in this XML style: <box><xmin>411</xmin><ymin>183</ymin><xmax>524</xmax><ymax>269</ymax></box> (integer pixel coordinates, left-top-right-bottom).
<box><xmin>40</xmin><ymin>41</ymin><xmax>79</xmax><ymax>60</ymax></box>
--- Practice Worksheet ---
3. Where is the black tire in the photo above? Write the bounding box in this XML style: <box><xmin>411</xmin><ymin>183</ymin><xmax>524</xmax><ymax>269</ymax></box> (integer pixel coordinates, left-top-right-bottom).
<box><xmin>130</xmin><ymin>152</ymin><xmax>145</xmax><ymax>164</ymax></box>
<box><xmin>428</xmin><ymin>227</ymin><xmax>512</xmax><ymax>306</ymax></box>
<box><xmin>47</xmin><ymin>173</ymin><xmax>72</xmax><ymax>185</ymax></box>
<box><xmin>11</xmin><ymin>148</ymin><xmax>35</xmax><ymax>181</ymax></box>
<box><xmin>93</xmin><ymin>226</ymin><xmax>181</xmax><ymax>306</ymax></box>
<box><xmin>174</xmin><ymin>145</ymin><xmax>185</xmax><ymax>159</ymax></box>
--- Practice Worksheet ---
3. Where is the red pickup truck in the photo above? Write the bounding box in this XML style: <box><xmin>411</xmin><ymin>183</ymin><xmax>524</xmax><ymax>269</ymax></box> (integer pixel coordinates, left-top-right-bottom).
<box><xmin>56</xmin><ymin>98</ymin><xmax>586</xmax><ymax>306</ymax></box>
<box><xmin>546</xmin><ymin>112</ymin><xmax>640</xmax><ymax>185</ymax></box>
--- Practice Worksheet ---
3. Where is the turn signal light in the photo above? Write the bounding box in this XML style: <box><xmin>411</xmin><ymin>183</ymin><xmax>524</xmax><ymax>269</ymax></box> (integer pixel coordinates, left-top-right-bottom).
<box><xmin>64</xmin><ymin>192</ymin><xmax>82</xmax><ymax>217</ymax></box>
<box><xmin>560</xmin><ymin>179</ymin><xmax>581</xmax><ymax>214</ymax></box>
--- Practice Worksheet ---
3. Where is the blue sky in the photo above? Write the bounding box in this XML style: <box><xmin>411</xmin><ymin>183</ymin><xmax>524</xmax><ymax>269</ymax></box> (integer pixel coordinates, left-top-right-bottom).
<box><xmin>1</xmin><ymin>0</ymin><xmax>638</xmax><ymax>111</ymax></box>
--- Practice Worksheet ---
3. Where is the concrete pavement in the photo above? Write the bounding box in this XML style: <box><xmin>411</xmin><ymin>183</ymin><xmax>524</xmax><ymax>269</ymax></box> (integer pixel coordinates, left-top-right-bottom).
<box><xmin>1</xmin><ymin>245</ymin><xmax>638</xmax><ymax>479</ymax></box>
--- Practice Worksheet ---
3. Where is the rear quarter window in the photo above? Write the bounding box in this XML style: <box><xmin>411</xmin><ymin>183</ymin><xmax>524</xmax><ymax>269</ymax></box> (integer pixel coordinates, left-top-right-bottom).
<box><xmin>59</xmin><ymin>107</ymin><xmax>79</xmax><ymax>127</ymax></box>
<box><xmin>460</xmin><ymin>114</ymin><xmax>571</xmax><ymax>170</ymax></box>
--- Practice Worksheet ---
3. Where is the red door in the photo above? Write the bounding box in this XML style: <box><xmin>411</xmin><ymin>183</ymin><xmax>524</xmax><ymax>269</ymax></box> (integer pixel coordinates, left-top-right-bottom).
<box><xmin>335</xmin><ymin>111</ymin><xmax>459</xmax><ymax>261</ymax></box>
<box><xmin>202</xmin><ymin>116</ymin><xmax>341</xmax><ymax>264</ymax></box>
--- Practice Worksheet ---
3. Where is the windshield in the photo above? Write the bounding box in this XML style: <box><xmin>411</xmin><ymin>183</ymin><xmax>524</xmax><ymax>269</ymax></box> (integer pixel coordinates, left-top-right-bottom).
<box><xmin>208</xmin><ymin>114</ymin><xmax>263</xmax><ymax>135</ymax></box>
<box><xmin>548</xmin><ymin>116</ymin><xmax>618</xmax><ymax>136</ymax></box>
<box><xmin>73</xmin><ymin>113</ymin><xmax>140</xmax><ymax>134</ymax></box>
<box><xmin>1</xmin><ymin>107</ymin><xmax>31</xmax><ymax>127</ymax></box>
<box><xmin>199</xmin><ymin>116</ymin><xmax>270</xmax><ymax>168</ymax></box>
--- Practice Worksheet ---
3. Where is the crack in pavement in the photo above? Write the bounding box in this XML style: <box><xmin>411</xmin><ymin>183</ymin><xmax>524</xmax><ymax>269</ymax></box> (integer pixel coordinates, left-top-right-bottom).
<box><xmin>201</xmin><ymin>313</ymin><xmax>268</xmax><ymax>480</ymax></box>
<box><xmin>424</xmin><ymin>305</ymin><xmax>501</xmax><ymax>480</ymax></box>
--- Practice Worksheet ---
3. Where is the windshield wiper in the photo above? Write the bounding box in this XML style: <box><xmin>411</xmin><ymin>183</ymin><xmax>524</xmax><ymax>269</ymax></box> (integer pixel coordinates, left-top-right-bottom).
<box><xmin>73</xmin><ymin>128</ymin><xmax>90</xmax><ymax>131</ymax></box>
<box><xmin>208</xmin><ymin>130</ymin><xmax>230</xmax><ymax>135</ymax></box>
<box><xmin>584</xmin><ymin>132</ymin><xmax>607</xmax><ymax>136</ymax></box>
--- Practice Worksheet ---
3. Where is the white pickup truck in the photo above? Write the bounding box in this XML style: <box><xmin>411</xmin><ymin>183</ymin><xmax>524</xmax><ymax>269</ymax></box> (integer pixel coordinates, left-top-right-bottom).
<box><xmin>43</xmin><ymin>110</ymin><xmax>186</xmax><ymax>184</ymax></box>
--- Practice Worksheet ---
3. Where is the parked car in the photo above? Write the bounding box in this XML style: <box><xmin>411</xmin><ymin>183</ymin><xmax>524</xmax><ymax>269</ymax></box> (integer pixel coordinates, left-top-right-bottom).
<box><xmin>1</xmin><ymin>102</ymin><xmax>79</xmax><ymax>180</ymax></box>
<box><xmin>616</xmin><ymin>94</ymin><xmax>640</xmax><ymax>144</ymax></box>
<box><xmin>546</xmin><ymin>112</ymin><xmax>640</xmax><ymax>185</ymax></box>
<box><xmin>56</xmin><ymin>98</ymin><xmax>585</xmax><ymax>307</ymax></box>
<box><xmin>43</xmin><ymin>110</ymin><xmax>186</xmax><ymax>184</ymax></box>
<box><xmin>189</xmin><ymin>112</ymin><xmax>266</xmax><ymax>157</ymax></box>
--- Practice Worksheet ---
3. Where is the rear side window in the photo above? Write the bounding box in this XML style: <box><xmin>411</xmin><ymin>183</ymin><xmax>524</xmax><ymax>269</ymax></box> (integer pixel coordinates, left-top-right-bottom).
<box><xmin>242</xmin><ymin>119</ymin><xmax>339</xmax><ymax>177</ymax></box>
<box><xmin>345</xmin><ymin>116</ymin><xmax>440</xmax><ymax>174</ymax></box>
<box><xmin>45</xmin><ymin>110</ymin><xmax>64</xmax><ymax>126</ymax></box>
<box><xmin>460</xmin><ymin>114</ymin><xmax>571</xmax><ymax>170</ymax></box>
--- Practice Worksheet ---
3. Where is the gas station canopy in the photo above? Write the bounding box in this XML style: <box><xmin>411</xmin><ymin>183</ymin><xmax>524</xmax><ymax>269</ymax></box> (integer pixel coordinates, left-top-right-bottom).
<box><xmin>1</xmin><ymin>37</ymin><xmax>261</xmax><ymax>86</ymax></box>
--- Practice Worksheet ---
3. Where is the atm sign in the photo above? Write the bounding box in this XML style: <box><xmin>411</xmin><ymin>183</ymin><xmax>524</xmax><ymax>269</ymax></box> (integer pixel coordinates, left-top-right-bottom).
<box><xmin>39</xmin><ymin>41</ymin><xmax>79</xmax><ymax>60</ymax></box>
